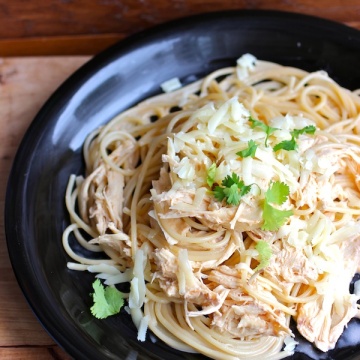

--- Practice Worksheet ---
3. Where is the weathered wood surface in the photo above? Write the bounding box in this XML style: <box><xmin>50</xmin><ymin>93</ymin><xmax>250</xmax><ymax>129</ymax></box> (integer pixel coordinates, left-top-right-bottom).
<box><xmin>0</xmin><ymin>1</ymin><xmax>360</xmax><ymax>56</ymax></box>
<box><xmin>0</xmin><ymin>56</ymin><xmax>89</xmax><ymax>360</ymax></box>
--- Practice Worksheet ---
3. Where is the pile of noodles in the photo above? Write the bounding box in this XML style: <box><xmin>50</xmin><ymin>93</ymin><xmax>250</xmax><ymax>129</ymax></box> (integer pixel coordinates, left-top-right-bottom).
<box><xmin>63</xmin><ymin>55</ymin><xmax>360</xmax><ymax>360</ymax></box>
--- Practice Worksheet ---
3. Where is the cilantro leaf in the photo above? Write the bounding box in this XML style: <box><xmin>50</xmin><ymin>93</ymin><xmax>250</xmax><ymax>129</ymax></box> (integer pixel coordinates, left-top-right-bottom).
<box><xmin>90</xmin><ymin>279</ymin><xmax>124</xmax><ymax>319</ymax></box>
<box><xmin>238</xmin><ymin>182</ymin><xmax>252</xmax><ymax>197</ymax></box>
<box><xmin>213</xmin><ymin>186</ymin><xmax>226</xmax><ymax>202</ymax></box>
<box><xmin>273</xmin><ymin>125</ymin><xmax>316</xmax><ymax>152</ymax></box>
<box><xmin>249</xmin><ymin>116</ymin><xmax>268</xmax><ymax>132</ymax></box>
<box><xmin>261</xmin><ymin>181</ymin><xmax>293</xmax><ymax>231</ymax></box>
<box><xmin>254</xmin><ymin>240</ymin><xmax>272</xmax><ymax>272</ymax></box>
<box><xmin>265</xmin><ymin>181</ymin><xmax>290</xmax><ymax>205</ymax></box>
<box><xmin>262</xmin><ymin>202</ymin><xmax>293</xmax><ymax>231</ymax></box>
<box><xmin>249</xmin><ymin>116</ymin><xmax>278</xmax><ymax>146</ymax></box>
<box><xmin>222</xmin><ymin>173</ymin><xmax>240</xmax><ymax>188</ymax></box>
<box><xmin>291</xmin><ymin>125</ymin><xmax>316</xmax><ymax>139</ymax></box>
<box><xmin>273</xmin><ymin>138</ymin><xmax>297</xmax><ymax>152</ymax></box>
<box><xmin>213</xmin><ymin>172</ymin><xmax>252</xmax><ymax>205</ymax></box>
<box><xmin>206</xmin><ymin>163</ymin><xmax>217</xmax><ymax>187</ymax></box>
<box><xmin>236</xmin><ymin>140</ymin><xmax>258</xmax><ymax>158</ymax></box>
<box><xmin>223</xmin><ymin>183</ymin><xmax>241</xmax><ymax>205</ymax></box>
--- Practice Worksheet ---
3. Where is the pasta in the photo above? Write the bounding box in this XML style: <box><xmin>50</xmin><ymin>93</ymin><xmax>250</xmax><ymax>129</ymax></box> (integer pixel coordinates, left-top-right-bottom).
<box><xmin>63</xmin><ymin>54</ymin><xmax>360</xmax><ymax>359</ymax></box>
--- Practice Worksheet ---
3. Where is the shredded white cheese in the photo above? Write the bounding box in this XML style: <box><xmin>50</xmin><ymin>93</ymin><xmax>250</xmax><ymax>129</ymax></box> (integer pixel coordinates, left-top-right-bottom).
<box><xmin>283</xmin><ymin>335</ymin><xmax>298</xmax><ymax>353</ymax></box>
<box><xmin>137</xmin><ymin>315</ymin><xmax>149</xmax><ymax>341</ymax></box>
<box><xmin>88</xmin><ymin>264</ymin><xmax>120</xmax><ymax>275</ymax></box>
<box><xmin>236</xmin><ymin>53</ymin><xmax>257</xmax><ymax>79</ymax></box>
<box><xmin>160</xmin><ymin>77</ymin><xmax>182</xmax><ymax>92</ymax></box>
<box><xmin>236</xmin><ymin>53</ymin><xmax>257</xmax><ymax>69</ymax></box>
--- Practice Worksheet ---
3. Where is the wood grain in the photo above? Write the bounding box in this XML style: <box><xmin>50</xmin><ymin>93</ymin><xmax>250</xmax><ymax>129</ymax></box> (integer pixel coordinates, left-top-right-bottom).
<box><xmin>0</xmin><ymin>34</ymin><xmax>123</xmax><ymax>56</ymax></box>
<box><xmin>0</xmin><ymin>1</ymin><xmax>360</xmax><ymax>56</ymax></box>
<box><xmin>0</xmin><ymin>56</ymin><xmax>89</xmax><ymax>359</ymax></box>
<box><xmin>0</xmin><ymin>0</ymin><xmax>359</xmax><ymax>39</ymax></box>
<box><xmin>0</xmin><ymin>347</ymin><xmax>72</xmax><ymax>360</ymax></box>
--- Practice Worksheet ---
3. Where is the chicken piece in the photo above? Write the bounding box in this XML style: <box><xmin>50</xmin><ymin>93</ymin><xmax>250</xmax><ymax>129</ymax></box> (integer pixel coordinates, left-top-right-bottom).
<box><xmin>201</xmin><ymin>201</ymin><xmax>262</xmax><ymax>232</ymax></box>
<box><xmin>152</xmin><ymin>248</ymin><xmax>178</xmax><ymax>297</ymax></box>
<box><xmin>211</xmin><ymin>300</ymin><xmax>290</xmax><ymax>338</ymax></box>
<box><xmin>208</xmin><ymin>265</ymin><xmax>291</xmax><ymax>337</ymax></box>
<box><xmin>152</xmin><ymin>166</ymin><xmax>171</xmax><ymax>194</ymax></box>
<box><xmin>89</xmin><ymin>223</ymin><xmax>132</xmax><ymax>261</ymax></box>
<box><xmin>297</xmin><ymin>292</ymin><xmax>358</xmax><ymax>352</ymax></box>
<box><xmin>266</xmin><ymin>247</ymin><xmax>319</xmax><ymax>285</ymax></box>
<box><xmin>152</xmin><ymin>248</ymin><xmax>222</xmax><ymax>308</ymax></box>
<box><xmin>88</xmin><ymin>168</ymin><xmax>125</xmax><ymax>234</ymax></box>
<box><xmin>296</xmin><ymin>236</ymin><xmax>360</xmax><ymax>351</ymax></box>
<box><xmin>79</xmin><ymin>138</ymin><xmax>137</xmax><ymax>234</ymax></box>
<box><xmin>292</xmin><ymin>173</ymin><xmax>318</xmax><ymax>209</ymax></box>
<box><xmin>152</xmin><ymin>162</ymin><xmax>263</xmax><ymax>233</ymax></box>
<box><xmin>152</xmin><ymin>181</ymin><xmax>261</xmax><ymax>233</ymax></box>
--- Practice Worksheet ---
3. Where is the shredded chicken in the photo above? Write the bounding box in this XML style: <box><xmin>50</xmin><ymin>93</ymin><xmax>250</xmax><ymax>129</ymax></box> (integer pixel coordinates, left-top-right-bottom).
<box><xmin>266</xmin><ymin>248</ymin><xmax>319</xmax><ymax>285</ymax></box>
<box><xmin>296</xmin><ymin>237</ymin><xmax>360</xmax><ymax>351</ymax></box>
<box><xmin>208</xmin><ymin>266</ymin><xmax>291</xmax><ymax>337</ymax></box>
<box><xmin>153</xmin><ymin>248</ymin><xmax>222</xmax><ymax>308</ymax></box>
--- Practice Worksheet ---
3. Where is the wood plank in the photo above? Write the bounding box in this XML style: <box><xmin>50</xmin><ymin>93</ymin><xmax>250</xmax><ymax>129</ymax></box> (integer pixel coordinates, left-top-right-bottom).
<box><xmin>0</xmin><ymin>34</ymin><xmax>124</xmax><ymax>57</ymax></box>
<box><xmin>0</xmin><ymin>56</ymin><xmax>89</xmax><ymax>348</ymax></box>
<box><xmin>0</xmin><ymin>2</ymin><xmax>359</xmax><ymax>57</ymax></box>
<box><xmin>0</xmin><ymin>0</ymin><xmax>359</xmax><ymax>41</ymax></box>
<box><xmin>0</xmin><ymin>347</ymin><xmax>71</xmax><ymax>360</ymax></box>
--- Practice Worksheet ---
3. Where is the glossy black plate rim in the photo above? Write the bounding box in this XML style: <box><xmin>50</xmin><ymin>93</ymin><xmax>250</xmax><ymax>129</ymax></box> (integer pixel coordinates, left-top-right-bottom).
<box><xmin>5</xmin><ymin>9</ymin><xmax>360</xmax><ymax>360</ymax></box>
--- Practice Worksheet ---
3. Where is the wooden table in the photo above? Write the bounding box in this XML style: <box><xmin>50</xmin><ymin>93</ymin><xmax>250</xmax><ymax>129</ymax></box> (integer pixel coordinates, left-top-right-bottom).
<box><xmin>0</xmin><ymin>1</ymin><xmax>360</xmax><ymax>359</ymax></box>
<box><xmin>0</xmin><ymin>57</ymin><xmax>90</xmax><ymax>360</ymax></box>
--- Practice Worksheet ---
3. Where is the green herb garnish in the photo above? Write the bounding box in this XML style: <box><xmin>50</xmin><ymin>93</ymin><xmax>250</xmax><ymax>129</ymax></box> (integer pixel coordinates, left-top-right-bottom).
<box><xmin>90</xmin><ymin>279</ymin><xmax>124</xmax><ymax>319</ymax></box>
<box><xmin>206</xmin><ymin>163</ymin><xmax>217</xmax><ymax>187</ymax></box>
<box><xmin>214</xmin><ymin>173</ymin><xmax>252</xmax><ymax>206</ymax></box>
<box><xmin>249</xmin><ymin>116</ymin><xmax>278</xmax><ymax>146</ymax></box>
<box><xmin>273</xmin><ymin>125</ymin><xmax>316</xmax><ymax>152</ymax></box>
<box><xmin>254</xmin><ymin>240</ymin><xmax>272</xmax><ymax>272</ymax></box>
<box><xmin>236</xmin><ymin>139</ymin><xmax>258</xmax><ymax>158</ymax></box>
<box><xmin>261</xmin><ymin>181</ymin><xmax>293</xmax><ymax>231</ymax></box>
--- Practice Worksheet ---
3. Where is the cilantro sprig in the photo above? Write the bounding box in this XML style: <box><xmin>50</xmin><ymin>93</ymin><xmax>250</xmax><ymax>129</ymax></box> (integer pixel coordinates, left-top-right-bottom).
<box><xmin>254</xmin><ymin>240</ymin><xmax>272</xmax><ymax>272</ymax></box>
<box><xmin>236</xmin><ymin>139</ymin><xmax>258</xmax><ymax>158</ymax></box>
<box><xmin>292</xmin><ymin>125</ymin><xmax>316</xmax><ymax>138</ymax></box>
<box><xmin>90</xmin><ymin>279</ymin><xmax>124</xmax><ymax>319</ymax></box>
<box><xmin>213</xmin><ymin>172</ymin><xmax>252</xmax><ymax>206</ymax></box>
<box><xmin>273</xmin><ymin>125</ymin><xmax>316</xmax><ymax>152</ymax></box>
<box><xmin>249</xmin><ymin>116</ymin><xmax>278</xmax><ymax>146</ymax></box>
<box><xmin>273</xmin><ymin>137</ymin><xmax>297</xmax><ymax>152</ymax></box>
<box><xmin>261</xmin><ymin>181</ymin><xmax>293</xmax><ymax>231</ymax></box>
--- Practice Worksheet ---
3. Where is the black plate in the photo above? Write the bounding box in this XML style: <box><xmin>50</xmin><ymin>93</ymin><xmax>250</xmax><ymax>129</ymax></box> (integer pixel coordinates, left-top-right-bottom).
<box><xmin>5</xmin><ymin>10</ymin><xmax>360</xmax><ymax>360</ymax></box>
